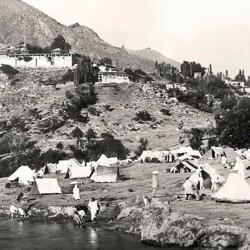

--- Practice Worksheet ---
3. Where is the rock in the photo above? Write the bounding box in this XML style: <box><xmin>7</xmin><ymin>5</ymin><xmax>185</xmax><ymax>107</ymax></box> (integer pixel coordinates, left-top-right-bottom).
<box><xmin>141</xmin><ymin>207</ymin><xmax>246</xmax><ymax>249</ymax></box>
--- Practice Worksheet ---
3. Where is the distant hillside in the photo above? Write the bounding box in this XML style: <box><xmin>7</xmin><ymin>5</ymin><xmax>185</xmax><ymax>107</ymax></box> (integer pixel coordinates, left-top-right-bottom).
<box><xmin>0</xmin><ymin>0</ymin><xmax>178</xmax><ymax>72</ymax></box>
<box><xmin>127</xmin><ymin>48</ymin><xmax>180</xmax><ymax>69</ymax></box>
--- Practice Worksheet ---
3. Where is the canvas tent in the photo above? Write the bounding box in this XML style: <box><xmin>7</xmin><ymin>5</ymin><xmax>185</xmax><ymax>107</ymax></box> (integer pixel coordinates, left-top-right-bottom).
<box><xmin>233</xmin><ymin>157</ymin><xmax>247</xmax><ymax>178</ymax></box>
<box><xmin>138</xmin><ymin>150</ymin><xmax>172</xmax><ymax>163</ymax></box>
<box><xmin>57</xmin><ymin>159</ymin><xmax>82</xmax><ymax>174</ymax></box>
<box><xmin>90</xmin><ymin>165</ymin><xmax>118</xmax><ymax>183</ymax></box>
<box><xmin>38</xmin><ymin>164</ymin><xmax>57</xmax><ymax>176</ymax></box>
<box><xmin>187</xmin><ymin>168</ymin><xmax>212</xmax><ymax>189</ymax></box>
<box><xmin>30</xmin><ymin>179</ymin><xmax>62</xmax><ymax>195</ymax></box>
<box><xmin>224</xmin><ymin>147</ymin><xmax>236</xmax><ymax>163</ymax></box>
<box><xmin>65</xmin><ymin>166</ymin><xmax>92</xmax><ymax>179</ymax></box>
<box><xmin>213</xmin><ymin>173</ymin><xmax>250</xmax><ymax>203</ymax></box>
<box><xmin>171</xmin><ymin>147</ymin><xmax>202</xmax><ymax>159</ymax></box>
<box><xmin>8</xmin><ymin>166</ymin><xmax>36</xmax><ymax>185</ymax></box>
<box><xmin>97</xmin><ymin>154</ymin><xmax>118</xmax><ymax>166</ymax></box>
<box><xmin>175</xmin><ymin>160</ymin><xmax>199</xmax><ymax>173</ymax></box>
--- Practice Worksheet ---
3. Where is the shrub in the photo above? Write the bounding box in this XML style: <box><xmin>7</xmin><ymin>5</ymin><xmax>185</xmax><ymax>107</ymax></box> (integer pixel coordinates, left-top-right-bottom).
<box><xmin>0</xmin><ymin>64</ymin><xmax>19</xmax><ymax>79</ymax></box>
<box><xmin>86</xmin><ymin>128</ymin><xmax>96</xmax><ymax>141</ymax></box>
<box><xmin>161</xmin><ymin>108</ymin><xmax>171</xmax><ymax>116</ymax></box>
<box><xmin>38</xmin><ymin>115</ymin><xmax>65</xmax><ymax>133</ymax></box>
<box><xmin>71</xmin><ymin>127</ymin><xmax>83</xmax><ymax>139</ymax></box>
<box><xmin>87</xmin><ymin>106</ymin><xmax>101</xmax><ymax>116</ymax></box>
<box><xmin>62</xmin><ymin>69</ymin><xmax>74</xmax><ymax>83</ymax></box>
<box><xmin>56</xmin><ymin>142</ymin><xmax>64</xmax><ymax>150</ymax></box>
<box><xmin>188</xmin><ymin>128</ymin><xmax>204</xmax><ymax>150</ymax></box>
<box><xmin>135</xmin><ymin>110</ymin><xmax>152</xmax><ymax>121</ymax></box>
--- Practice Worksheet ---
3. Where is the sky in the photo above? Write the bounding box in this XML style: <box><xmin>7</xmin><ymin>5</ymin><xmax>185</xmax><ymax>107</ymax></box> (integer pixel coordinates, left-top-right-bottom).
<box><xmin>23</xmin><ymin>0</ymin><xmax>250</xmax><ymax>76</ymax></box>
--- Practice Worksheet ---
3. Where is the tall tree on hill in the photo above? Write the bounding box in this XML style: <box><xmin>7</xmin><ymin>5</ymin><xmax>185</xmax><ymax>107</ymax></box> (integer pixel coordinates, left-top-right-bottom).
<box><xmin>50</xmin><ymin>35</ymin><xmax>71</xmax><ymax>53</ymax></box>
<box><xmin>74</xmin><ymin>56</ymin><xmax>99</xmax><ymax>86</ymax></box>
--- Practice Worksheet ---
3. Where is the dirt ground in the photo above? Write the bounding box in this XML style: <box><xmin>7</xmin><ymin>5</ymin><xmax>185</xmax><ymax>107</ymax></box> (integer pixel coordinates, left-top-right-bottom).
<box><xmin>1</xmin><ymin>161</ymin><xmax>250</xmax><ymax>231</ymax></box>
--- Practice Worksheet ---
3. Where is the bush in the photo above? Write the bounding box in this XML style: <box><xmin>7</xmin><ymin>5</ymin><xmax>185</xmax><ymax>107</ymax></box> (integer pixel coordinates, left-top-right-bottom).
<box><xmin>38</xmin><ymin>115</ymin><xmax>65</xmax><ymax>133</ymax></box>
<box><xmin>0</xmin><ymin>64</ymin><xmax>19</xmax><ymax>79</ymax></box>
<box><xmin>188</xmin><ymin>128</ymin><xmax>204</xmax><ymax>150</ymax></box>
<box><xmin>71</xmin><ymin>127</ymin><xmax>83</xmax><ymax>139</ymax></box>
<box><xmin>135</xmin><ymin>138</ymin><xmax>148</xmax><ymax>157</ymax></box>
<box><xmin>86</xmin><ymin>128</ymin><xmax>96</xmax><ymax>141</ymax></box>
<box><xmin>62</xmin><ymin>70</ymin><xmax>74</xmax><ymax>83</ymax></box>
<box><xmin>56</xmin><ymin>142</ymin><xmax>64</xmax><ymax>150</ymax></box>
<box><xmin>87</xmin><ymin>106</ymin><xmax>101</xmax><ymax>116</ymax></box>
<box><xmin>135</xmin><ymin>110</ymin><xmax>152</xmax><ymax>121</ymax></box>
<box><xmin>161</xmin><ymin>108</ymin><xmax>171</xmax><ymax>116</ymax></box>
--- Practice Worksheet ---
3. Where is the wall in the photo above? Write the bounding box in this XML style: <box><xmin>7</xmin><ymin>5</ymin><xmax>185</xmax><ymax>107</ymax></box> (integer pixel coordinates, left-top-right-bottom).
<box><xmin>0</xmin><ymin>54</ymin><xmax>73</xmax><ymax>68</ymax></box>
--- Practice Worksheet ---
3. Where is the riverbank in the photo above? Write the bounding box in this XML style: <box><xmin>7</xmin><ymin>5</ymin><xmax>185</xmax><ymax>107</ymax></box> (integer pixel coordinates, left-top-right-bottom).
<box><xmin>1</xmin><ymin>162</ymin><xmax>250</xmax><ymax>249</ymax></box>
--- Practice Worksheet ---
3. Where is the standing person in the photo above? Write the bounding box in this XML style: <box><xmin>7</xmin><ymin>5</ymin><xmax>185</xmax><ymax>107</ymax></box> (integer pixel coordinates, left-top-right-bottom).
<box><xmin>88</xmin><ymin>198</ymin><xmax>100</xmax><ymax>222</ymax></box>
<box><xmin>152</xmin><ymin>171</ymin><xmax>159</xmax><ymax>198</ymax></box>
<box><xmin>73</xmin><ymin>184</ymin><xmax>80</xmax><ymax>204</ymax></box>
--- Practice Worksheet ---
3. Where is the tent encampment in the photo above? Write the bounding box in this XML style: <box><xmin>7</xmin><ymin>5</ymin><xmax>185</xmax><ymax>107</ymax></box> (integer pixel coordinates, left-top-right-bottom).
<box><xmin>65</xmin><ymin>166</ymin><xmax>92</xmax><ymax>179</ymax></box>
<box><xmin>90</xmin><ymin>165</ymin><xmax>118</xmax><ymax>183</ymax></box>
<box><xmin>175</xmin><ymin>160</ymin><xmax>199</xmax><ymax>173</ymax></box>
<box><xmin>30</xmin><ymin>179</ymin><xmax>62</xmax><ymax>195</ymax></box>
<box><xmin>57</xmin><ymin>159</ymin><xmax>82</xmax><ymax>174</ymax></box>
<box><xmin>213</xmin><ymin>173</ymin><xmax>250</xmax><ymax>203</ymax></box>
<box><xmin>8</xmin><ymin>166</ymin><xmax>36</xmax><ymax>185</ymax></box>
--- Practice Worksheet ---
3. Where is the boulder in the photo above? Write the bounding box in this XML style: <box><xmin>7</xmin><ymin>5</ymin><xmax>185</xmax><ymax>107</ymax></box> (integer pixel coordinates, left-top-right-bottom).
<box><xmin>141</xmin><ymin>207</ymin><xmax>246</xmax><ymax>249</ymax></box>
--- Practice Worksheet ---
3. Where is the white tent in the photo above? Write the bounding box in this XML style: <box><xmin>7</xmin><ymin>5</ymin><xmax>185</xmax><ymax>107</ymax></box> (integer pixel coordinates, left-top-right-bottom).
<box><xmin>30</xmin><ymin>179</ymin><xmax>62</xmax><ymax>195</ymax></box>
<box><xmin>138</xmin><ymin>150</ymin><xmax>170</xmax><ymax>163</ymax></box>
<box><xmin>8</xmin><ymin>166</ymin><xmax>36</xmax><ymax>185</ymax></box>
<box><xmin>213</xmin><ymin>173</ymin><xmax>250</xmax><ymax>203</ymax></box>
<box><xmin>97</xmin><ymin>154</ymin><xmax>118</xmax><ymax>166</ymax></box>
<box><xmin>171</xmin><ymin>147</ymin><xmax>202</xmax><ymax>159</ymax></box>
<box><xmin>202</xmin><ymin>163</ymin><xmax>225</xmax><ymax>183</ymax></box>
<box><xmin>211</xmin><ymin>147</ymin><xmax>224</xmax><ymax>158</ymax></box>
<box><xmin>65</xmin><ymin>166</ymin><xmax>92</xmax><ymax>179</ymax></box>
<box><xmin>90</xmin><ymin>165</ymin><xmax>118</xmax><ymax>183</ymax></box>
<box><xmin>233</xmin><ymin>157</ymin><xmax>246</xmax><ymax>178</ymax></box>
<box><xmin>57</xmin><ymin>159</ymin><xmax>82</xmax><ymax>174</ymax></box>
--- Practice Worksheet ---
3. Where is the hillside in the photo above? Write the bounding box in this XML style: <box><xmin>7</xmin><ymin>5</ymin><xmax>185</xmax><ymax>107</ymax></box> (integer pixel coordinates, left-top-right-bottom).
<box><xmin>0</xmin><ymin>68</ymin><xmax>213</xmax><ymax>169</ymax></box>
<box><xmin>127</xmin><ymin>48</ymin><xmax>180</xmax><ymax>69</ymax></box>
<box><xmin>0</xmin><ymin>0</ymin><xmax>178</xmax><ymax>72</ymax></box>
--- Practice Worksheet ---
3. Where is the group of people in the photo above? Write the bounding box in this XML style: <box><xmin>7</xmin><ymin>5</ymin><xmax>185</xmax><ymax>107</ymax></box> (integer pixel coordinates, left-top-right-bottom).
<box><xmin>72</xmin><ymin>183</ymin><xmax>100</xmax><ymax>226</ymax></box>
<box><xmin>73</xmin><ymin>198</ymin><xmax>100</xmax><ymax>226</ymax></box>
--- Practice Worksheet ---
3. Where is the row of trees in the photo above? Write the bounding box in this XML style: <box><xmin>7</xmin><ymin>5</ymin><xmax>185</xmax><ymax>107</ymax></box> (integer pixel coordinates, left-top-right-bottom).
<box><xmin>155</xmin><ymin>61</ymin><xmax>181</xmax><ymax>82</ymax></box>
<box><xmin>180</xmin><ymin>61</ymin><xmax>206</xmax><ymax>78</ymax></box>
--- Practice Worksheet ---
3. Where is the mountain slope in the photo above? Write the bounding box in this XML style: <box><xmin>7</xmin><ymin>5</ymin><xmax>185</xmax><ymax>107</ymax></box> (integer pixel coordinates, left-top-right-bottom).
<box><xmin>0</xmin><ymin>0</ymin><xmax>178</xmax><ymax>71</ymax></box>
<box><xmin>127</xmin><ymin>48</ymin><xmax>180</xmax><ymax>69</ymax></box>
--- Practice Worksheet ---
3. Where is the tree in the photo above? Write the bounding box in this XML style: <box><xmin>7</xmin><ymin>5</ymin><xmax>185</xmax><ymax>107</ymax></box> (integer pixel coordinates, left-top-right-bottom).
<box><xmin>71</xmin><ymin>127</ymin><xmax>84</xmax><ymax>139</ymax></box>
<box><xmin>86</xmin><ymin>128</ymin><xmax>97</xmax><ymax>141</ymax></box>
<box><xmin>135</xmin><ymin>138</ymin><xmax>148</xmax><ymax>157</ymax></box>
<box><xmin>214</xmin><ymin>98</ymin><xmax>250</xmax><ymax>148</ymax></box>
<box><xmin>50</xmin><ymin>35</ymin><xmax>71</xmax><ymax>53</ymax></box>
<box><xmin>99</xmin><ymin>57</ymin><xmax>112</xmax><ymax>65</ymax></box>
<box><xmin>74</xmin><ymin>56</ymin><xmax>99</xmax><ymax>86</ymax></box>
<box><xmin>188</xmin><ymin>128</ymin><xmax>204</xmax><ymax>150</ymax></box>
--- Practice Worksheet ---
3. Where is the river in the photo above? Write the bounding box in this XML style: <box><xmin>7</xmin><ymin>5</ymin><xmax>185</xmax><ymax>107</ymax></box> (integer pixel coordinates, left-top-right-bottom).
<box><xmin>0</xmin><ymin>217</ymin><xmax>182</xmax><ymax>250</ymax></box>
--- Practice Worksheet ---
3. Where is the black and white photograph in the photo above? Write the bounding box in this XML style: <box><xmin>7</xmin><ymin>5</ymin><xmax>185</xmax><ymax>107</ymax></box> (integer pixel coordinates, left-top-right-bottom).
<box><xmin>0</xmin><ymin>0</ymin><xmax>249</xmax><ymax>249</ymax></box>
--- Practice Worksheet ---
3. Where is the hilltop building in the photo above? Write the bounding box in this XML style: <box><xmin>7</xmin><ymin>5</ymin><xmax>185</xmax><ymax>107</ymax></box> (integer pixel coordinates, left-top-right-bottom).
<box><xmin>97</xmin><ymin>63</ymin><xmax>130</xmax><ymax>84</ymax></box>
<box><xmin>0</xmin><ymin>43</ymin><xmax>74</xmax><ymax>68</ymax></box>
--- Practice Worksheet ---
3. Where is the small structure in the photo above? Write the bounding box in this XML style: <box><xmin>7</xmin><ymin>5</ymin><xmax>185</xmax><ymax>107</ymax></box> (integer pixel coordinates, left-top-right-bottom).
<box><xmin>65</xmin><ymin>166</ymin><xmax>92</xmax><ymax>179</ymax></box>
<box><xmin>30</xmin><ymin>179</ymin><xmax>62</xmax><ymax>195</ymax></box>
<box><xmin>138</xmin><ymin>150</ymin><xmax>172</xmax><ymax>163</ymax></box>
<box><xmin>8</xmin><ymin>166</ymin><xmax>36</xmax><ymax>186</ymax></box>
<box><xmin>90</xmin><ymin>165</ymin><xmax>118</xmax><ymax>183</ymax></box>
<box><xmin>213</xmin><ymin>173</ymin><xmax>250</xmax><ymax>203</ymax></box>
<box><xmin>174</xmin><ymin>160</ymin><xmax>199</xmax><ymax>173</ymax></box>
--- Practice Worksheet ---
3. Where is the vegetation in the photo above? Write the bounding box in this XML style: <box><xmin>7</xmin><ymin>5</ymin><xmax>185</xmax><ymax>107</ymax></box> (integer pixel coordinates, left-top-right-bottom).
<box><xmin>181</xmin><ymin>61</ymin><xmax>206</xmax><ymax>78</ymax></box>
<box><xmin>155</xmin><ymin>61</ymin><xmax>181</xmax><ymax>82</ymax></box>
<box><xmin>85</xmin><ymin>133</ymin><xmax>129</xmax><ymax>161</ymax></box>
<box><xmin>135</xmin><ymin>110</ymin><xmax>152</xmax><ymax>121</ymax></box>
<box><xmin>0</xmin><ymin>64</ymin><xmax>19</xmax><ymax>79</ymax></box>
<box><xmin>188</xmin><ymin>128</ymin><xmax>204</xmax><ymax>150</ymax></box>
<box><xmin>86</xmin><ymin>128</ymin><xmax>97</xmax><ymax>141</ymax></box>
<box><xmin>124</xmin><ymin>68</ymin><xmax>153</xmax><ymax>82</ymax></box>
<box><xmin>135</xmin><ymin>138</ymin><xmax>148</xmax><ymax>157</ymax></box>
<box><xmin>71</xmin><ymin>127</ymin><xmax>84</xmax><ymax>139</ymax></box>
<box><xmin>213</xmin><ymin>98</ymin><xmax>250</xmax><ymax>149</ymax></box>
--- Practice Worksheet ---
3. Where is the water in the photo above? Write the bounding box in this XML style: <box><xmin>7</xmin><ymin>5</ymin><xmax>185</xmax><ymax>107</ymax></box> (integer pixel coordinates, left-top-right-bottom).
<box><xmin>0</xmin><ymin>217</ymin><xmax>181</xmax><ymax>250</ymax></box>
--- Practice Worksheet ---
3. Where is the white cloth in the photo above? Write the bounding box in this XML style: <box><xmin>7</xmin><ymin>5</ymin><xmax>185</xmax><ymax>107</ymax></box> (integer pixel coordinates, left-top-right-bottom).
<box><xmin>73</xmin><ymin>185</ymin><xmax>80</xmax><ymax>200</ymax></box>
<box><xmin>88</xmin><ymin>200</ymin><xmax>99</xmax><ymax>221</ymax></box>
